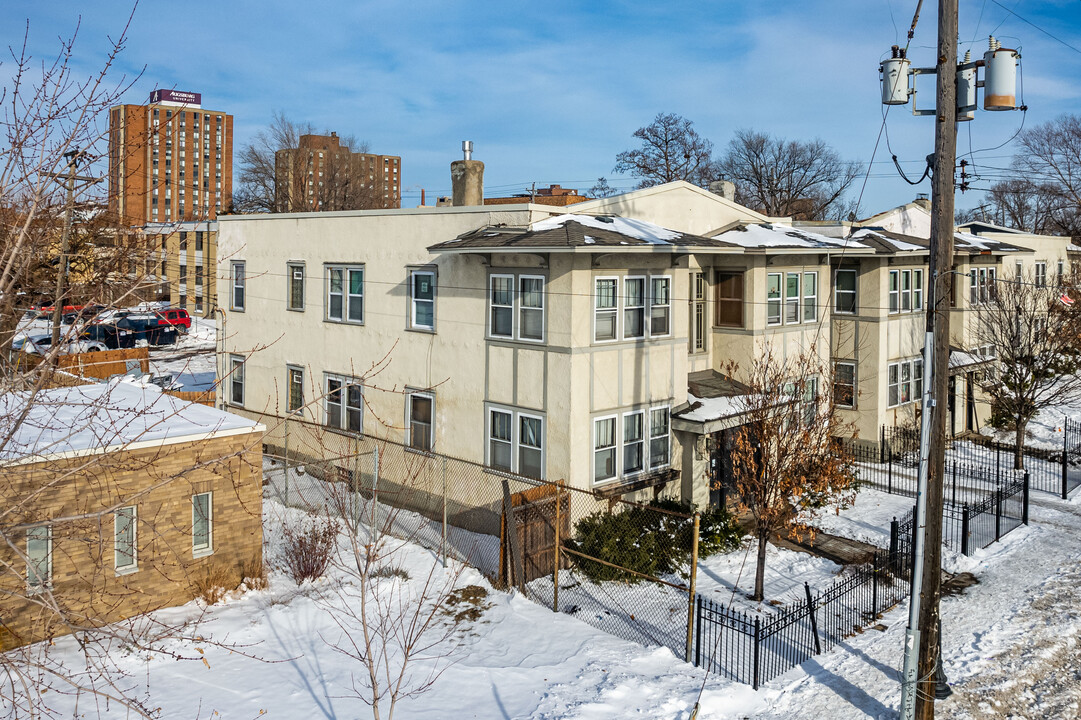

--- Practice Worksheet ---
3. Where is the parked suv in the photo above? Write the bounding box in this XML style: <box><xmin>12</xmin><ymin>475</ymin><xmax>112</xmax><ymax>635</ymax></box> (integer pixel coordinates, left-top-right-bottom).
<box><xmin>156</xmin><ymin>308</ymin><xmax>192</xmax><ymax>330</ymax></box>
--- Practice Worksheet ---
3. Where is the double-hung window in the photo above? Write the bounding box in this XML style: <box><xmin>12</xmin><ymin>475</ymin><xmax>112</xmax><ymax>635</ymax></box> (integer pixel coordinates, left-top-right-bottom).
<box><xmin>970</xmin><ymin>267</ymin><xmax>996</xmax><ymax>305</ymax></box>
<box><xmin>622</xmin><ymin>411</ymin><xmax>645</xmax><ymax>475</ymax></box>
<box><xmin>410</xmin><ymin>269</ymin><xmax>435</xmax><ymax>330</ymax></box>
<box><xmin>326</xmin><ymin>265</ymin><xmax>364</xmax><ymax>323</ymax></box>
<box><xmin>803</xmin><ymin>272</ymin><xmax>817</xmax><ymax>322</ymax></box>
<box><xmin>288</xmin><ymin>263</ymin><xmax>305</xmax><ymax>311</ymax></box>
<box><xmin>715</xmin><ymin>271</ymin><xmax>744</xmax><ymax>327</ymax></box>
<box><xmin>115</xmin><ymin>506</ymin><xmax>137</xmax><ymax>573</ymax></box>
<box><xmin>785</xmin><ymin>273</ymin><xmax>800</xmax><ymax>324</ymax></box>
<box><xmin>1057</xmin><ymin>260</ymin><xmax>1065</xmax><ymax>284</ymax></box>
<box><xmin>901</xmin><ymin>270</ymin><xmax>912</xmax><ymax>312</ymax></box>
<box><xmin>26</xmin><ymin>526</ymin><xmax>51</xmax><ymax>593</ymax></box>
<box><xmin>519</xmin><ymin>276</ymin><xmax>544</xmax><ymax>341</ymax></box>
<box><xmin>834</xmin><ymin>268</ymin><xmax>857</xmax><ymax>314</ymax></box>
<box><xmin>287</xmin><ymin>365</ymin><xmax>304</xmax><ymax>413</ymax></box>
<box><xmin>690</xmin><ymin>272</ymin><xmax>707</xmax><ymax>351</ymax></box>
<box><xmin>767</xmin><ymin>273</ymin><xmax>782</xmax><ymax>325</ymax></box>
<box><xmin>487</xmin><ymin>406</ymin><xmax>544</xmax><ymax>479</ymax></box>
<box><xmin>1035</xmin><ymin>262</ymin><xmax>1047</xmax><ymax>287</ymax></box>
<box><xmin>649</xmin><ymin>407</ymin><xmax>670</xmax><ymax>469</ymax></box>
<box><xmin>624</xmin><ymin>277</ymin><xmax>646</xmax><ymax>338</ymax></box>
<box><xmin>650</xmin><ymin>277</ymin><xmax>671</xmax><ymax>335</ymax></box>
<box><xmin>230</xmin><ymin>261</ymin><xmax>245</xmax><ymax>311</ymax></box>
<box><xmin>192</xmin><ymin>493</ymin><xmax>213</xmax><ymax>557</ymax></box>
<box><xmin>407</xmin><ymin>392</ymin><xmax>434</xmax><ymax>452</ymax></box>
<box><xmin>490</xmin><ymin>275</ymin><xmax>514</xmax><ymax>337</ymax></box>
<box><xmin>229</xmin><ymin>355</ymin><xmax>244</xmax><ymax>406</ymax></box>
<box><xmin>890</xmin><ymin>269</ymin><xmax>923</xmax><ymax>313</ymax></box>
<box><xmin>887</xmin><ymin>358</ymin><xmax>923</xmax><ymax>407</ymax></box>
<box><xmin>595</xmin><ymin>278</ymin><xmax>618</xmax><ymax>341</ymax></box>
<box><xmin>834</xmin><ymin>362</ymin><xmax>856</xmax><ymax>408</ymax></box>
<box><xmin>913</xmin><ymin>270</ymin><xmax>923</xmax><ymax>310</ymax></box>
<box><xmin>889</xmin><ymin>270</ymin><xmax>900</xmax><ymax>313</ymax></box>
<box><xmin>325</xmin><ymin>374</ymin><xmax>363</xmax><ymax>433</ymax></box>
<box><xmin>593</xmin><ymin>416</ymin><xmax>617</xmax><ymax>482</ymax></box>
<box><xmin>593</xmin><ymin>406</ymin><xmax>670</xmax><ymax>484</ymax></box>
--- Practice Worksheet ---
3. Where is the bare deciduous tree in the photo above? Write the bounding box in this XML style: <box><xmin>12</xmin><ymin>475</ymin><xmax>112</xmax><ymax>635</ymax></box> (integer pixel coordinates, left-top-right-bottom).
<box><xmin>723</xmin><ymin>344</ymin><xmax>857</xmax><ymax>601</ymax></box>
<box><xmin>716</xmin><ymin>129</ymin><xmax>861</xmax><ymax>220</ymax></box>
<box><xmin>588</xmin><ymin>176</ymin><xmax>618</xmax><ymax>198</ymax></box>
<box><xmin>1009</xmin><ymin>114</ymin><xmax>1081</xmax><ymax>237</ymax></box>
<box><xmin>234</xmin><ymin>112</ymin><xmax>381</xmax><ymax>213</ymax></box>
<box><xmin>613</xmin><ymin>113</ymin><xmax>717</xmax><ymax>189</ymax></box>
<box><xmin>973</xmin><ymin>270</ymin><xmax>1081</xmax><ymax>468</ymax></box>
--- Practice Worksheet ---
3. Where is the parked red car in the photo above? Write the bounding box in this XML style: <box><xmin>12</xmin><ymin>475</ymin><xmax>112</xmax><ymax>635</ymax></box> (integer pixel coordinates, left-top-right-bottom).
<box><xmin>156</xmin><ymin>308</ymin><xmax>192</xmax><ymax>330</ymax></box>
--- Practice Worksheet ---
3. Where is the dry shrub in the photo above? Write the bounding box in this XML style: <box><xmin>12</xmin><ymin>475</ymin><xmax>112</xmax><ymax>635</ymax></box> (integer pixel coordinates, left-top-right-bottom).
<box><xmin>240</xmin><ymin>552</ymin><xmax>268</xmax><ymax>591</ymax></box>
<box><xmin>281</xmin><ymin>514</ymin><xmax>339</xmax><ymax>584</ymax></box>
<box><xmin>192</xmin><ymin>563</ymin><xmax>237</xmax><ymax>605</ymax></box>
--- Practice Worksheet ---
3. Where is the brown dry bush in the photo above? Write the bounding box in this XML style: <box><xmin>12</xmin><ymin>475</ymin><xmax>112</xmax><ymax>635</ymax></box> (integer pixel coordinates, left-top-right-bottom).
<box><xmin>281</xmin><ymin>514</ymin><xmax>339</xmax><ymax>584</ymax></box>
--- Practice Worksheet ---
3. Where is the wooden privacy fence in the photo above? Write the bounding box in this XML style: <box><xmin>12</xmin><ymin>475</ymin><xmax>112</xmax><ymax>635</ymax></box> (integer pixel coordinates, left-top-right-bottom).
<box><xmin>164</xmin><ymin>389</ymin><xmax>216</xmax><ymax>407</ymax></box>
<box><xmin>499</xmin><ymin>481</ymin><xmax>570</xmax><ymax>589</ymax></box>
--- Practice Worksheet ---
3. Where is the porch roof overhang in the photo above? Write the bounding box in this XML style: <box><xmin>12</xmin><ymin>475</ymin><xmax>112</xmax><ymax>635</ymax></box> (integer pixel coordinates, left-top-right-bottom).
<box><xmin>948</xmin><ymin>347</ymin><xmax>993</xmax><ymax>376</ymax></box>
<box><xmin>671</xmin><ymin>369</ymin><xmax>793</xmax><ymax>435</ymax></box>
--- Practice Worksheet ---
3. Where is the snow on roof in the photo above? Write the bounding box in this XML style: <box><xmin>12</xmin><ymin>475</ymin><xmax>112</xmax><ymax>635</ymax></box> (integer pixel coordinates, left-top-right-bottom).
<box><xmin>676</xmin><ymin>393</ymin><xmax>768</xmax><ymax>423</ymax></box>
<box><xmin>850</xmin><ymin>228</ymin><xmax>925</xmax><ymax>252</ymax></box>
<box><xmin>954</xmin><ymin>231</ymin><xmax>1024</xmax><ymax>253</ymax></box>
<box><xmin>0</xmin><ymin>381</ymin><xmax>260</xmax><ymax>462</ymax></box>
<box><xmin>949</xmin><ymin>349</ymin><xmax>991</xmax><ymax>370</ymax></box>
<box><xmin>530</xmin><ymin>214</ymin><xmax>680</xmax><ymax>244</ymax></box>
<box><xmin>719</xmin><ymin>224</ymin><xmax>871</xmax><ymax>250</ymax></box>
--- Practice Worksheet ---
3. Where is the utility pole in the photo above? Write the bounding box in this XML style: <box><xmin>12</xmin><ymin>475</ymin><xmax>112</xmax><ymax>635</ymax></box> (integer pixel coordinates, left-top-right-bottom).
<box><xmin>899</xmin><ymin>0</ymin><xmax>958</xmax><ymax>717</ymax></box>
<box><xmin>50</xmin><ymin>149</ymin><xmax>102</xmax><ymax>347</ymax></box>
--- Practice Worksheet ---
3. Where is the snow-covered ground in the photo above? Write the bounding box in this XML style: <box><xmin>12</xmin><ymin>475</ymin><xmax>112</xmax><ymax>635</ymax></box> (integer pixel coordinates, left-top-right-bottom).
<box><xmin>149</xmin><ymin>317</ymin><xmax>216</xmax><ymax>391</ymax></box>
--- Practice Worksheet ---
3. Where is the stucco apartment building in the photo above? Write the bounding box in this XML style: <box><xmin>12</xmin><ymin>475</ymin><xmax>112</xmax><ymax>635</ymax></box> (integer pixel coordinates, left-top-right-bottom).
<box><xmin>0</xmin><ymin>382</ymin><xmax>263</xmax><ymax>649</ymax></box>
<box><xmin>139</xmin><ymin>221</ymin><xmax>219</xmax><ymax>316</ymax></box>
<box><xmin>217</xmin><ymin>181</ymin><xmax>883</xmax><ymax>507</ymax></box>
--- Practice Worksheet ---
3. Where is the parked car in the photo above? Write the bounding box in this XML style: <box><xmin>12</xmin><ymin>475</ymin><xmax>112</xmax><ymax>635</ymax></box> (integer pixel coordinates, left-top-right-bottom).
<box><xmin>12</xmin><ymin>333</ymin><xmax>108</xmax><ymax>355</ymax></box>
<box><xmin>155</xmin><ymin>308</ymin><xmax>192</xmax><ymax>331</ymax></box>
<box><xmin>115</xmin><ymin>314</ymin><xmax>178</xmax><ymax>346</ymax></box>
<box><xmin>79</xmin><ymin>322</ymin><xmax>135</xmax><ymax>350</ymax></box>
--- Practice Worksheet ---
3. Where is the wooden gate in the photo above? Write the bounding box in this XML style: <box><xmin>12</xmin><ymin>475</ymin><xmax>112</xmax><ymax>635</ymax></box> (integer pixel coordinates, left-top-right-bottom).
<box><xmin>499</xmin><ymin>482</ymin><xmax>569</xmax><ymax>588</ymax></box>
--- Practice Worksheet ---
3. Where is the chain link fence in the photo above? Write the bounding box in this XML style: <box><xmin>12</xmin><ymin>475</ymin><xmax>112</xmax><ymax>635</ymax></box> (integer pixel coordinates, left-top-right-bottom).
<box><xmin>249</xmin><ymin>411</ymin><xmax>701</xmax><ymax>661</ymax></box>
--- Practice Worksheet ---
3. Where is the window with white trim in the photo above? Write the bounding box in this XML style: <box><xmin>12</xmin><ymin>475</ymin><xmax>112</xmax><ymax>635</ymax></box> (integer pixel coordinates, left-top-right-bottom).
<box><xmin>690</xmin><ymin>272</ymin><xmax>707</xmax><ymax>351</ymax></box>
<box><xmin>767</xmin><ymin>272</ymin><xmax>782</xmax><ymax>325</ymax></box>
<box><xmin>887</xmin><ymin>358</ymin><xmax>923</xmax><ymax>407</ymax></box>
<box><xmin>490</xmin><ymin>274</ymin><xmax>514</xmax><ymax>337</ymax></box>
<box><xmin>834</xmin><ymin>361</ymin><xmax>855</xmax><ymax>408</ymax></box>
<box><xmin>650</xmin><ymin>276</ymin><xmax>671</xmax><ymax>335</ymax></box>
<box><xmin>624</xmin><ymin>277</ymin><xmax>646</xmax><ymax>339</ymax></box>
<box><xmin>1058</xmin><ymin>260</ymin><xmax>1065</xmax><ymax>284</ymax></box>
<box><xmin>407</xmin><ymin>392</ymin><xmax>434</xmax><ymax>452</ymax></box>
<box><xmin>593</xmin><ymin>406</ymin><xmax>671</xmax><ymax>484</ymax></box>
<box><xmin>326</xmin><ymin>264</ymin><xmax>364</xmax><ymax>323</ymax></box>
<box><xmin>410</xmin><ymin>269</ymin><xmax>435</xmax><ymax>330</ymax></box>
<box><xmin>519</xmin><ymin>276</ymin><xmax>544</xmax><ymax>341</ymax></box>
<box><xmin>325</xmin><ymin>374</ymin><xmax>363</xmax><ymax>432</ymax></box>
<box><xmin>192</xmin><ymin>493</ymin><xmax>213</xmax><ymax>557</ymax></box>
<box><xmin>229</xmin><ymin>355</ymin><xmax>244</xmax><ymax>406</ymax></box>
<box><xmin>1035</xmin><ymin>261</ymin><xmax>1047</xmax><ymax>287</ymax></box>
<box><xmin>230</xmin><ymin>261</ymin><xmax>245</xmax><ymax>311</ymax></box>
<box><xmin>26</xmin><ymin>526</ymin><xmax>51</xmax><ymax>594</ymax></box>
<box><xmin>803</xmin><ymin>272</ymin><xmax>817</xmax><ymax>322</ymax></box>
<box><xmin>969</xmin><ymin>267</ymin><xmax>996</xmax><ymax>305</ymax></box>
<box><xmin>287</xmin><ymin>262</ymin><xmax>305</xmax><ymax>311</ymax></box>
<box><xmin>834</xmin><ymin>268</ymin><xmax>857</xmax><ymax>314</ymax></box>
<box><xmin>913</xmin><ymin>269</ymin><xmax>923</xmax><ymax>310</ymax></box>
<box><xmin>649</xmin><ymin>407</ymin><xmax>670</xmax><ymax>469</ymax></box>
<box><xmin>595</xmin><ymin>277</ymin><xmax>618</xmax><ymax>341</ymax></box>
<box><xmin>785</xmin><ymin>273</ymin><xmax>800</xmax><ymax>324</ymax></box>
<box><xmin>115</xmin><ymin>506</ymin><xmax>137</xmax><ymax>573</ymax></box>
<box><xmin>488</xmin><ymin>273</ymin><xmax>545</xmax><ymax>342</ymax></box>
<box><xmin>487</xmin><ymin>406</ymin><xmax>544</xmax><ymax>478</ymax></box>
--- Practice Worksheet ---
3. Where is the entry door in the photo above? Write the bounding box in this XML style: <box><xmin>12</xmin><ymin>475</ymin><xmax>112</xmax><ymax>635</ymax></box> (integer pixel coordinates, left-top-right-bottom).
<box><xmin>708</xmin><ymin>430</ymin><xmax>737</xmax><ymax>508</ymax></box>
<box><xmin>947</xmin><ymin>376</ymin><xmax>956</xmax><ymax>436</ymax></box>
<box><xmin>966</xmin><ymin>372</ymin><xmax>976</xmax><ymax>432</ymax></box>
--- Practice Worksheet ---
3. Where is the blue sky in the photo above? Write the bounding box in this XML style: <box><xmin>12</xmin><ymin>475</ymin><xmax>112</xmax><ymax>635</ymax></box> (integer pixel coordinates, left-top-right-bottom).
<box><xmin>6</xmin><ymin>0</ymin><xmax>1081</xmax><ymax>215</ymax></box>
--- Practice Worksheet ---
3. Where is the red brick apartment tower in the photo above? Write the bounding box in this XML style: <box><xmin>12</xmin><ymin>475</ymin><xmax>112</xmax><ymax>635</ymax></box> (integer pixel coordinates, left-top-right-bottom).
<box><xmin>109</xmin><ymin>90</ymin><xmax>233</xmax><ymax>226</ymax></box>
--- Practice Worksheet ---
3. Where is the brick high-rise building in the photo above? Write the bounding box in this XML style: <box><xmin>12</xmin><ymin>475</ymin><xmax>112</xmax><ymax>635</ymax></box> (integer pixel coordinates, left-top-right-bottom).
<box><xmin>108</xmin><ymin>90</ymin><xmax>233</xmax><ymax>226</ymax></box>
<box><xmin>274</xmin><ymin>132</ymin><xmax>400</xmax><ymax>211</ymax></box>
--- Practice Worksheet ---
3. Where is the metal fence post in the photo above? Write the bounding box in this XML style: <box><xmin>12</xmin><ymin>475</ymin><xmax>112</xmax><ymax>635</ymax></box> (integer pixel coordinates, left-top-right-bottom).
<box><xmin>686</xmin><ymin>512</ymin><xmax>700</xmax><ymax>663</ymax></box>
<box><xmin>951</xmin><ymin>460</ymin><xmax>957</xmax><ymax>506</ymax></box>
<box><xmin>887</xmin><ymin>449</ymin><xmax>893</xmax><ymax>494</ymax></box>
<box><xmin>369</xmin><ymin>445</ymin><xmax>380</xmax><ymax>537</ymax></box>
<box><xmin>995</xmin><ymin>485</ymin><xmax>1003</xmax><ymax>542</ymax></box>
<box><xmin>753</xmin><ymin>615</ymin><xmax>761</xmax><ymax>690</ymax></box>
<box><xmin>1023</xmin><ymin>472</ymin><xmax>1030</xmax><ymax>525</ymax></box>
<box><xmin>1062</xmin><ymin>447</ymin><xmax>1070</xmax><ymax>501</ymax></box>
<box><xmin>441</xmin><ymin>456</ymin><xmax>448</xmax><ymax>568</ymax></box>
<box><xmin>880</xmin><ymin>424</ymin><xmax>886</xmax><ymax>464</ymax></box>
<box><xmin>804</xmin><ymin>581</ymin><xmax>821</xmax><ymax>655</ymax></box>
<box><xmin>871</xmin><ymin>552</ymin><xmax>879</xmax><ymax>618</ymax></box>
<box><xmin>694</xmin><ymin>595</ymin><xmax>703</xmax><ymax>667</ymax></box>
<box><xmin>553</xmin><ymin>481</ymin><xmax>562</xmax><ymax>613</ymax></box>
<box><xmin>961</xmin><ymin>505</ymin><xmax>970</xmax><ymax>556</ymax></box>
<box><xmin>283</xmin><ymin>414</ymin><xmax>290</xmax><ymax>506</ymax></box>
<box><xmin>889</xmin><ymin>517</ymin><xmax>899</xmax><ymax>571</ymax></box>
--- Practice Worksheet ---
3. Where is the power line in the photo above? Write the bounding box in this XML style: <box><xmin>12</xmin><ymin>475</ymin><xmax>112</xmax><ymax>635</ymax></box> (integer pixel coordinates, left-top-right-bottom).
<box><xmin>990</xmin><ymin>0</ymin><xmax>1081</xmax><ymax>55</ymax></box>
